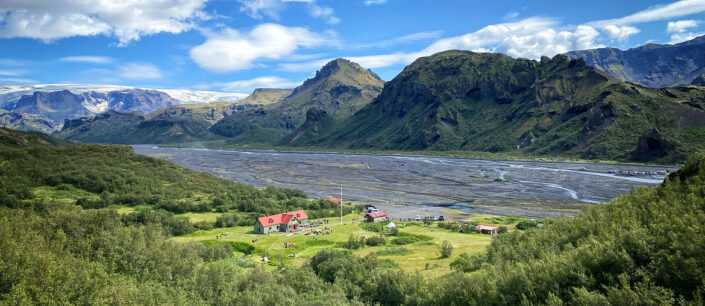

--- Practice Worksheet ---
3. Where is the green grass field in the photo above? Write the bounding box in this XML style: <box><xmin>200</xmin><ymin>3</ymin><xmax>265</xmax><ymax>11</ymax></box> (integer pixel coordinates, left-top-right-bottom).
<box><xmin>174</xmin><ymin>212</ymin><xmax>501</xmax><ymax>274</ymax></box>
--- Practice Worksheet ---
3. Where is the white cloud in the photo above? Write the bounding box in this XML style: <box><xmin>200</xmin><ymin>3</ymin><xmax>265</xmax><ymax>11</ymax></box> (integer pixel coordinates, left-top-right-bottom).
<box><xmin>364</xmin><ymin>0</ymin><xmax>387</xmax><ymax>5</ymax></box>
<box><xmin>667</xmin><ymin>20</ymin><xmax>700</xmax><ymax>33</ymax></box>
<box><xmin>666</xmin><ymin>20</ymin><xmax>702</xmax><ymax>43</ymax></box>
<box><xmin>60</xmin><ymin>56</ymin><xmax>115</xmax><ymax>64</ymax></box>
<box><xmin>349</xmin><ymin>31</ymin><xmax>444</xmax><ymax>49</ymax></box>
<box><xmin>417</xmin><ymin>18</ymin><xmax>600</xmax><ymax>59</ymax></box>
<box><xmin>0</xmin><ymin>0</ymin><xmax>208</xmax><ymax>46</ymax></box>
<box><xmin>195</xmin><ymin>76</ymin><xmax>300</xmax><ymax>92</ymax></box>
<box><xmin>591</xmin><ymin>0</ymin><xmax>705</xmax><ymax>27</ymax></box>
<box><xmin>280</xmin><ymin>18</ymin><xmax>603</xmax><ymax>72</ymax></box>
<box><xmin>503</xmin><ymin>11</ymin><xmax>519</xmax><ymax>21</ymax></box>
<box><xmin>116</xmin><ymin>63</ymin><xmax>163</xmax><ymax>80</ymax></box>
<box><xmin>0</xmin><ymin>69</ymin><xmax>28</xmax><ymax>77</ymax></box>
<box><xmin>602</xmin><ymin>25</ymin><xmax>640</xmax><ymax>41</ymax></box>
<box><xmin>190</xmin><ymin>23</ymin><xmax>325</xmax><ymax>73</ymax></box>
<box><xmin>237</xmin><ymin>0</ymin><xmax>340</xmax><ymax>24</ymax></box>
<box><xmin>308</xmin><ymin>4</ymin><xmax>341</xmax><ymax>25</ymax></box>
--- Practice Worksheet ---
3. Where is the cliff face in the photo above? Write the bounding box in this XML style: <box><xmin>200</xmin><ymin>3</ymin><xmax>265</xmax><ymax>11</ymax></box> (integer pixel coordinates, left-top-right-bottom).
<box><xmin>566</xmin><ymin>35</ymin><xmax>705</xmax><ymax>88</ymax></box>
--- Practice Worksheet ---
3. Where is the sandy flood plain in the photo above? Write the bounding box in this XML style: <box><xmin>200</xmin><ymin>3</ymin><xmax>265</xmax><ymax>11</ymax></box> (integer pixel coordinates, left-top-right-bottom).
<box><xmin>133</xmin><ymin>146</ymin><xmax>676</xmax><ymax>219</ymax></box>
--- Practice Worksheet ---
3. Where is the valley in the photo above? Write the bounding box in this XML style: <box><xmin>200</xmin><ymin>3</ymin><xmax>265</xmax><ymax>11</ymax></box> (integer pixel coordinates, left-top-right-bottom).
<box><xmin>134</xmin><ymin>145</ymin><xmax>675</xmax><ymax>218</ymax></box>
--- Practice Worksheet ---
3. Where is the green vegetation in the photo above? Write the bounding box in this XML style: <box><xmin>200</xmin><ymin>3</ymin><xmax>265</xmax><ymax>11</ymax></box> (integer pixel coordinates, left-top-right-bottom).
<box><xmin>3</xmin><ymin>127</ymin><xmax>705</xmax><ymax>304</ymax></box>
<box><xmin>293</xmin><ymin>51</ymin><xmax>705</xmax><ymax>164</ymax></box>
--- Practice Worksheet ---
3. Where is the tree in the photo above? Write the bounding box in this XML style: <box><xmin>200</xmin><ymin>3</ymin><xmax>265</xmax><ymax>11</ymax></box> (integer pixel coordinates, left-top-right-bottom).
<box><xmin>439</xmin><ymin>240</ymin><xmax>453</xmax><ymax>258</ymax></box>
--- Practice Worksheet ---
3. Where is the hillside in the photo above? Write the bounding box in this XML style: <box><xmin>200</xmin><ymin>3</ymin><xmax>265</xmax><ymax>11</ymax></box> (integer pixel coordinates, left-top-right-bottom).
<box><xmin>0</xmin><ymin>127</ymin><xmax>316</xmax><ymax>217</ymax></box>
<box><xmin>210</xmin><ymin>58</ymin><xmax>384</xmax><ymax>143</ymax></box>
<box><xmin>0</xmin><ymin>110</ymin><xmax>56</xmax><ymax>133</ymax></box>
<box><xmin>565</xmin><ymin>35</ymin><xmax>705</xmax><ymax>88</ymax></box>
<box><xmin>279</xmin><ymin>108</ymin><xmax>337</xmax><ymax>145</ymax></box>
<box><xmin>1</xmin><ymin>125</ymin><xmax>705</xmax><ymax>303</ymax></box>
<box><xmin>300</xmin><ymin>51</ymin><xmax>705</xmax><ymax>163</ymax></box>
<box><xmin>234</xmin><ymin>88</ymin><xmax>292</xmax><ymax>106</ymax></box>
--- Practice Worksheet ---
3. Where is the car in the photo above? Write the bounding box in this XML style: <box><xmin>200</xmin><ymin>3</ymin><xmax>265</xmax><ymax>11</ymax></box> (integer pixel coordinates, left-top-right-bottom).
<box><xmin>438</xmin><ymin>216</ymin><xmax>445</xmax><ymax>221</ymax></box>
<box><xmin>432</xmin><ymin>216</ymin><xmax>437</xmax><ymax>221</ymax></box>
<box><xmin>414</xmin><ymin>215</ymin><xmax>421</xmax><ymax>221</ymax></box>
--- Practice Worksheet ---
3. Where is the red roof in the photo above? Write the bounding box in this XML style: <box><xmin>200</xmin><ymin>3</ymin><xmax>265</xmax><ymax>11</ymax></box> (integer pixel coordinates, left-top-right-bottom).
<box><xmin>476</xmin><ymin>225</ymin><xmax>497</xmax><ymax>231</ymax></box>
<box><xmin>257</xmin><ymin>210</ymin><xmax>308</xmax><ymax>226</ymax></box>
<box><xmin>366</xmin><ymin>210</ymin><xmax>387</xmax><ymax>218</ymax></box>
<box><xmin>328</xmin><ymin>198</ymin><xmax>341</xmax><ymax>204</ymax></box>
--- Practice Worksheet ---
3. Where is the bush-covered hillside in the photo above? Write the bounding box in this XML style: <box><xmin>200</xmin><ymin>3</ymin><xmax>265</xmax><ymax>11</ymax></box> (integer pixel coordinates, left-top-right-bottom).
<box><xmin>0</xmin><ymin>127</ymin><xmax>316</xmax><ymax>216</ymax></box>
<box><xmin>1</xmin><ymin>125</ymin><xmax>704</xmax><ymax>304</ymax></box>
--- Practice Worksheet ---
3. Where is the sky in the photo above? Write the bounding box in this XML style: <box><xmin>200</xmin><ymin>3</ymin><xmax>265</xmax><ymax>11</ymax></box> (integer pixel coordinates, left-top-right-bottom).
<box><xmin>0</xmin><ymin>0</ymin><xmax>704</xmax><ymax>94</ymax></box>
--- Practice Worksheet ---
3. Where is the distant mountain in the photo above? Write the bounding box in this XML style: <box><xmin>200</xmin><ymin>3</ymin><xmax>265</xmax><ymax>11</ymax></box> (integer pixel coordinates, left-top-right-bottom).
<box><xmin>210</xmin><ymin>58</ymin><xmax>384</xmax><ymax>143</ymax></box>
<box><xmin>565</xmin><ymin>35</ymin><xmax>705</xmax><ymax>88</ymax></box>
<box><xmin>0</xmin><ymin>110</ymin><xmax>55</xmax><ymax>133</ymax></box>
<box><xmin>0</xmin><ymin>84</ymin><xmax>246</xmax><ymax>108</ymax></box>
<box><xmin>235</xmin><ymin>88</ymin><xmax>292</xmax><ymax>106</ymax></box>
<box><xmin>54</xmin><ymin>100</ymin><xmax>262</xmax><ymax>144</ymax></box>
<box><xmin>0</xmin><ymin>84</ymin><xmax>247</xmax><ymax>130</ymax></box>
<box><xmin>693</xmin><ymin>74</ymin><xmax>705</xmax><ymax>86</ymax></box>
<box><xmin>298</xmin><ymin>51</ymin><xmax>705</xmax><ymax>163</ymax></box>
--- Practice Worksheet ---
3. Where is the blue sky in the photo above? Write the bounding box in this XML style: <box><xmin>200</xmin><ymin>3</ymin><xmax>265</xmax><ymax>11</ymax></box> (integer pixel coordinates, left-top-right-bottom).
<box><xmin>1</xmin><ymin>0</ymin><xmax>704</xmax><ymax>93</ymax></box>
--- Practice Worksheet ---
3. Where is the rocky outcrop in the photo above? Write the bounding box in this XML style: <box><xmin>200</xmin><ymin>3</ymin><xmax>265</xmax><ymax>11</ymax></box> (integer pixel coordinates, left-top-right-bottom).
<box><xmin>566</xmin><ymin>35</ymin><xmax>705</xmax><ymax>88</ymax></box>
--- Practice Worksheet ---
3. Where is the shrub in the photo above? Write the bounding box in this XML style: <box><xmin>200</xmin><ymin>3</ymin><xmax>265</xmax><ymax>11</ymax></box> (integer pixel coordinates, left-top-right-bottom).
<box><xmin>450</xmin><ymin>253</ymin><xmax>487</xmax><ymax>272</ymax></box>
<box><xmin>366</xmin><ymin>236</ymin><xmax>387</xmax><ymax>246</ymax></box>
<box><xmin>343</xmin><ymin>235</ymin><xmax>366</xmax><ymax>250</ymax></box>
<box><xmin>439</xmin><ymin>240</ymin><xmax>453</xmax><ymax>258</ymax></box>
<box><xmin>194</xmin><ymin>221</ymin><xmax>214</xmax><ymax>230</ymax></box>
<box><xmin>497</xmin><ymin>226</ymin><xmax>508</xmax><ymax>234</ymax></box>
<box><xmin>516</xmin><ymin>219</ymin><xmax>540</xmax><ymax>230</ymax></box>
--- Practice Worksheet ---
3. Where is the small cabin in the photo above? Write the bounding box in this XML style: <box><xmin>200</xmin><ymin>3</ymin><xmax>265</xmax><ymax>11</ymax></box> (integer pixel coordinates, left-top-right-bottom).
<box><xmin>476</xmin><ymin>225</ymin><xmax>498</xmax><ymax>235</ymax></box>
<box><xmin>254</xmin><ymin>210</ymin><xmax>309</xmax><ymax>234</ymax></box>
<box><xmin>365</xmin><ymin>210</ymin><xmax>388</xmax><ymax>223</ymax></box>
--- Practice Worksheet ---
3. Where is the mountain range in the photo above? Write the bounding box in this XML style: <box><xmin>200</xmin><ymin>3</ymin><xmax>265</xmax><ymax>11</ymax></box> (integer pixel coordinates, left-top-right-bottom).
<box><xmin>292</xmin><ymin>51</ymin><xmax>705</xmax><ymax>163</ymax></box>
<box><xmin>6</xmin><ymin>35</ymin><xmax>705</xmax><ymax>163</ymax></box>
<box><xmin>565</xmin><ymin>35</ymin><xmax>705</xmax><ymax>88</ymax></box>
<box><xmin>0</xmin><ymin>85</ymin><xmax>248</xmax><ymax>131</ymax></box>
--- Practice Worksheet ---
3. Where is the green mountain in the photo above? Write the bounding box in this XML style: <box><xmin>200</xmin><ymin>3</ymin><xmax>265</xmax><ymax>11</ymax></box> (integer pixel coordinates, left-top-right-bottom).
<box><xmin>565</xmin><ymin>35</ymin><xmax>705</xmax><ymax>88</ymax></box>
<box><xmin>234</xmin><ymin>88</ymin><xmax>292</xmax><ymax>106</ymax></box>
<box><xmin>55</xmin><ymin>110</ymin><xmax>147</xmax><ymax>143</ymax></box>
<box><xmin>210</xmin><ymin>58</ymin><xmax>384</xmax><ymax>143</ymax></box>
<box><xmin>54</xmin><ymin>101</ymin><xmax>266</xmax><ymax>144</ymax></box>
<box><xmin>280</xmin><ymin>108</ymin><xmax>336</xmax><ymax>145</ymax></box>
<box><xmin>300</xmin><ymin>51</ymin><xmax>705</xmax><ymax>163</ymax></box>
<box><xmin>0</xmin><ymin>110</ymin><xmax>56</xmax><ymax>133</ymax></box>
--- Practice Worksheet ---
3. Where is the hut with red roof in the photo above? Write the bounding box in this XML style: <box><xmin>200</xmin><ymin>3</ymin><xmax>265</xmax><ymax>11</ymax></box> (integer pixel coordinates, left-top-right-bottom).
<box><xmin>254</xmin><ymin>210</ymin><xmax>309</xmax><ymax>234</ymax></box>
<box><xmin>365</xmin><ymin>210</ymin><xmax>388</xmax><ymax>223</ymax></box>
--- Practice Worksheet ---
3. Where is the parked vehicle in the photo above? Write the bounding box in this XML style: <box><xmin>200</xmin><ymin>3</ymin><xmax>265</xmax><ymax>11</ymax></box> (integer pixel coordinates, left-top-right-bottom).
<box><xmin>414</xmin><ymin>215</ymin><xmax>421</xmax><ymax>221</ymax></box>
<box><xmin>438</xmin><ymin>216</ymin><xmax>445</xmax><ymax>221</ymax></box>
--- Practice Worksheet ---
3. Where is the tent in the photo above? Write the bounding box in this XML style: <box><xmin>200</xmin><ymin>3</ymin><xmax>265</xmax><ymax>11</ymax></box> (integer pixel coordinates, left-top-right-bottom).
<box><xmin>385</xmin><ymin>222</ymin><xmax>396</xmax><ymax>229</ymax></box>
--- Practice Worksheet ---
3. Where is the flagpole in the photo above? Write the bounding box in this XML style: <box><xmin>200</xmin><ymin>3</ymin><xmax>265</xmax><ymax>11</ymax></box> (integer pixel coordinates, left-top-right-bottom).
<box><xmin>340</xmin><ymin>184</ymin><xmax>343</xmax><ymax>225</ymax></box>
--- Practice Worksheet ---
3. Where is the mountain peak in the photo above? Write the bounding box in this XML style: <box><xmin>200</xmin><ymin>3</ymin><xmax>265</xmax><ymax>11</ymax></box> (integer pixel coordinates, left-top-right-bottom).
<box><xmin>290</xmin><ymin>58</ymin><xmax>383</xmax><ymax>97</ymax></box>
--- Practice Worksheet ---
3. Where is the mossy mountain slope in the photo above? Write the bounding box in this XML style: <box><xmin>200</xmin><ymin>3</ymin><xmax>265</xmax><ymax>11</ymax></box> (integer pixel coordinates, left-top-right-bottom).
<box><xmin>303</xmin><ymin>51</ymin><xmax>705</xmax><ymax>163</ymax></box>
<box><xmin>210</xmin><ymin>58</ymin><xmax>384</xmax><ymax>143</ymax></box>
<box><xmin>280</xmin><ymin>108</ymin><xmax>336</xmax><ymax>145</ymax></box>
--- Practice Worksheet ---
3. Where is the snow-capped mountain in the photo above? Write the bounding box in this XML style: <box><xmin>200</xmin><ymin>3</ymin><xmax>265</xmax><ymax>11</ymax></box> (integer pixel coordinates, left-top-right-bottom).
<box><xmin>0</xmin><ymin>84</ymin><xmax>247</xmax><ymax>108</ymax></box>
<box><xmin>0</xmin><ymin>84</ymin><xmax>248</xmax><ymax>128</ymax></box>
